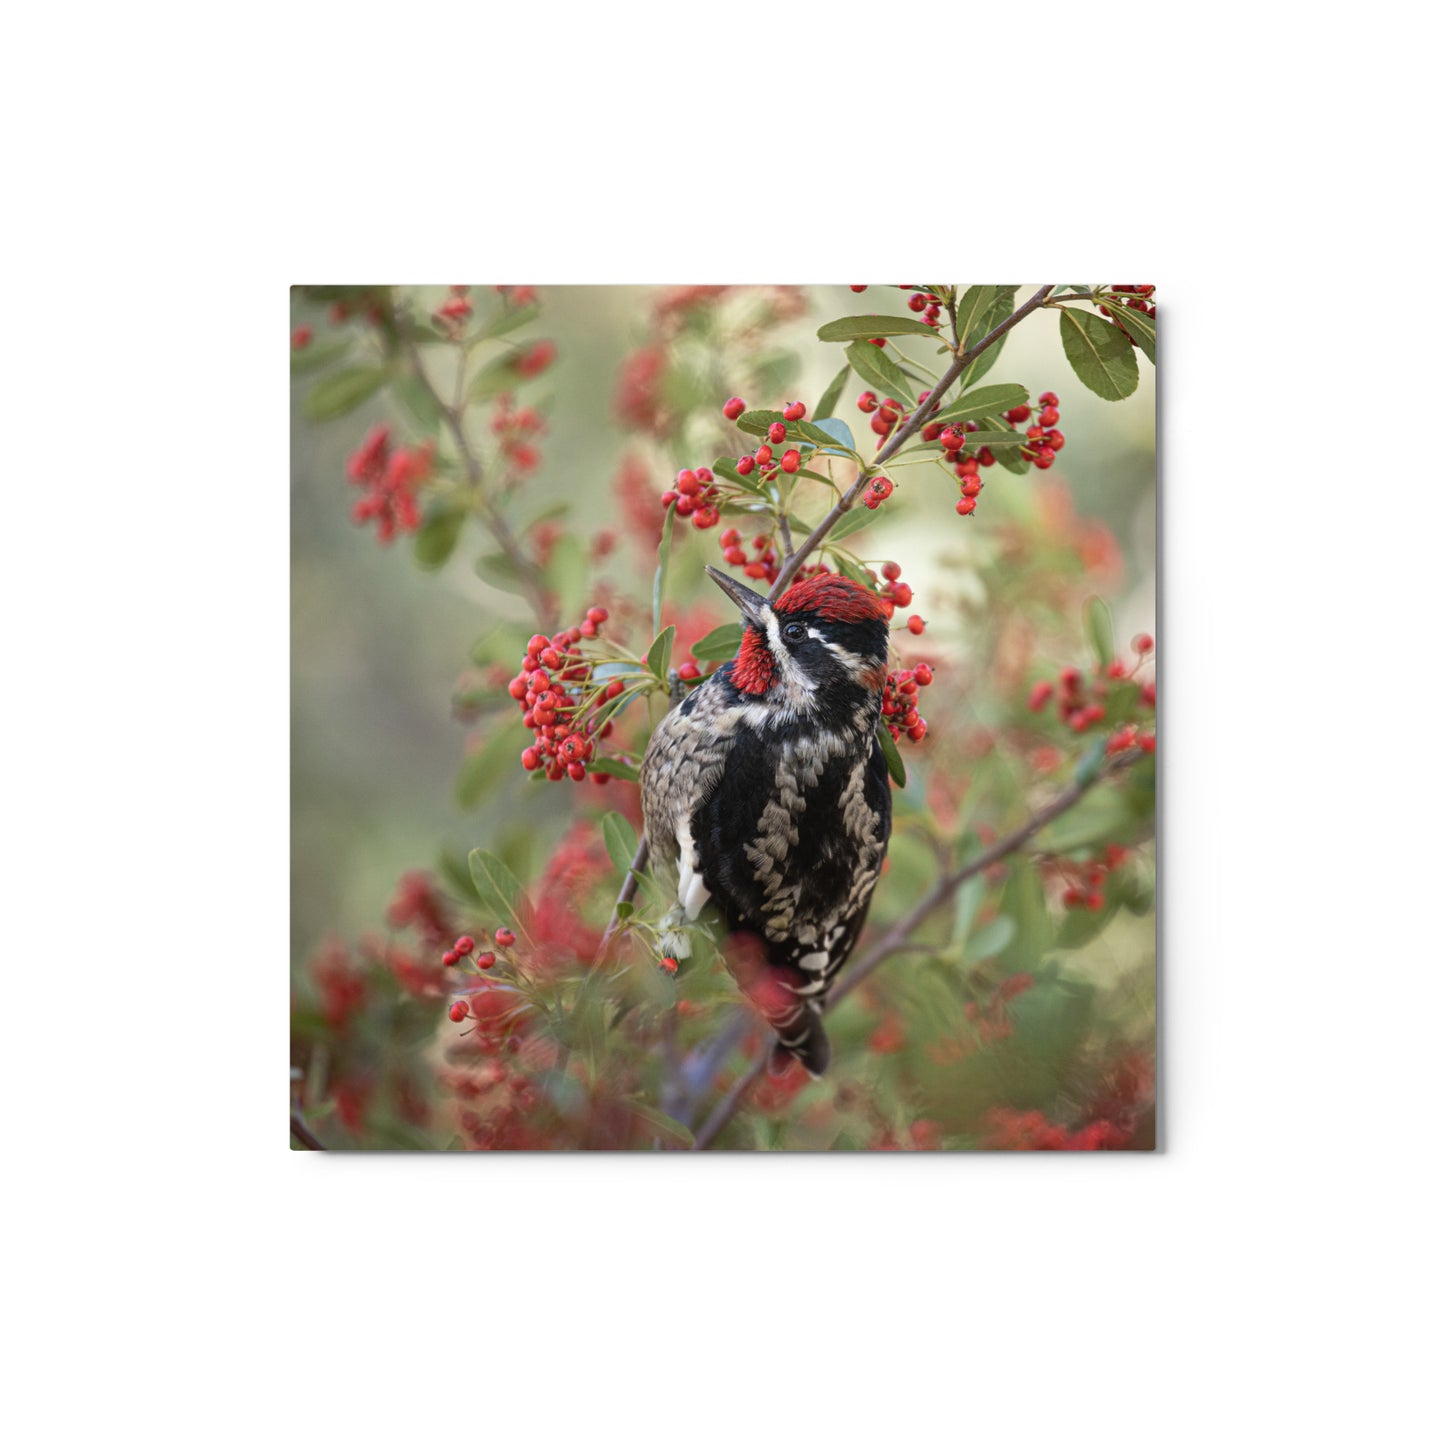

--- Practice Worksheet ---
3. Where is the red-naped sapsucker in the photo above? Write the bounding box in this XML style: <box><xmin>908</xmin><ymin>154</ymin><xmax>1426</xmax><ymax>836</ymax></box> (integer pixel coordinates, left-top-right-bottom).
<box><xmin>640</xmin><ymin>567</ymin><xmax>893</xmax><ymax>1076</ymax></box>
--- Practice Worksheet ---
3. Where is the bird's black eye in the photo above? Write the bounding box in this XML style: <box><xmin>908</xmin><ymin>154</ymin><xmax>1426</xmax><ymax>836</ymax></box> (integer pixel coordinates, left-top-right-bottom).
<box><xmin>783</xmin><ymin>622</ymin><xmax>807</xmax><ymax>642</ymax></box>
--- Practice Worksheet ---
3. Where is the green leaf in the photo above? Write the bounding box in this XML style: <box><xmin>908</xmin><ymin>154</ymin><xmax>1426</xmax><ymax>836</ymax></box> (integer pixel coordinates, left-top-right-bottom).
<box><xmin>544</xmin><ymin>533</ymin><xmax>588</xmax><ymax>622</ymax></box>
<box><xmin>1085</xmin><ymin>596</ymin><xmax>1114</xmax><ymax>669</ymax></box>
<box><xmin>955</xmin><ymin>286</ymin><xmax>1018</xmax><ymax>389</ymax></box>
<box><xmin>994</xmin><ymin>862</ymin><xmax>1051</xmax><ymax>976</ymax></box>
<box><xmin>389</xmin><ymin>371</ymin><xmax>443</xmax><ymax>433</ymax></box>
<box><xmin>474</xmin><ymin>549</ymin><xmax>534</xmax><ymax>599</ymax></box>
<box><xmin>691</xmin><ymin>622</ymin><xmax>744</xmax><ymax>661</ymax></box>
<box><xmin>454</xmin><ymin>722</ymin><xmax>527</xmax><ymax>808</ymax></box>
<box><xmin>646</xmin><ymin>625</ymin><xmax>675</xmax><ymax>681</ymax></box>
<box><xmin>414</xmin><ymin>506</ymin><xmax>466</xmax><ymax>570</ymax></box>
<box><xmin>931</xmin><ymin>382</ymin><xmax>1029</xmax><ymax>427</ymax></box>
<box><xmin>467</xmin><ymin>355</ymin><xmax>516</xmax><ymax>402</ymax></box>
<box><xmin>818</xmin><ymin>314</ymin><xmax>940</xmax><ymax>341</ymax></box>
<box><xmin>958</xmin><ymin>430</ymin><xmax>1027</xmax><ymax>448</ymax></box>
<box><xmin>1056</xmin><ymin>900</ymin><xmax>1119</xmax><ymax>949</ymax></box>
<box><xmin>304</xmin><ymin>366</ymin><xmax>388</xmax><ymax>421</ymax></box>
<box><xmin>804</xmin><ymin>417</ymin><xmax>856</xmax><ymax>455</ymax></box>
<box><xmin>833</xmin><ymin>552</ymin><xmax>874</xmax><ymax>587</ymax></box>
<box><xmin>587</xmin><ymin>756</ymin><xmax>639</xmax><ymax>782</ymax></box>
<box><xmin>968</xmin><ymin>915</ymin><xmax>1017</xmax><ymax>961</ymax></box>
<box><xmin>602</xmin><ymin>813</ymin><xmax>640</xmax><ymax>877</ymax></box>
<box><xmin>467</xmin><ymin>849</ymin><xmax>528</xmax><ymax>931</ymax></box>
<box><xmin>846</xmin><ymin>340</ymin><xmax>918</xmax><ymax>407</ymax></box>
<box><xmin>711</xmin><ymin>456</ymin><xmax>763</xmax><ymax>495</ymax></box>
<box><xmin>290</xmin><ymin>337</ymin><xmax>352</xmax><ymax>375</ymax></box>
<box><xmin>815</xmin><ymin>362</ymin><xmax>851</xmax><ymax>420</ymax></box>
<box><xmin>482</xmin><ymin>303</ymin><xmax>540</xmax><ymax>340</ymax></box>
<box><xmin>876</xmin><ymin>725</ymin><xmax>907</xmax><ymax>788</ymax></box>
<box><xmin>826</xmin><ymin>508</ymin><xmax>876</xmax><ymax>543</ymax></box>
<box><xmin>1059</xmin><ymin>307</ymin><xmax>1139</xmax><ymax>400</ymax></box>
<box><xmin>652</xmin><ymin>502</ymin><xmax>676</xmax><ymax>635</ymax></box>
<box><xmin>1101</xmin><ymin>298</ymin><xmax>1156</xmax><ymax>365</ymax></box>
<box><xmin>623</xmin><ymin>1099</ymin><xmax>696</xmax><ymax>1149</ymax></box>
<box><xmin>734</xmin><ymin>408</ymin><xmax>787</xmax><ymax>439</ymax></box>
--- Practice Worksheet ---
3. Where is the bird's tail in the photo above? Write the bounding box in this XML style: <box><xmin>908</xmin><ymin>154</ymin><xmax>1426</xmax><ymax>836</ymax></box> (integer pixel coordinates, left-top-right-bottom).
<box><xmin>768</xmin><ymin>1007</ymin><xmax>831</xmax><ymax>1078</ymax></box>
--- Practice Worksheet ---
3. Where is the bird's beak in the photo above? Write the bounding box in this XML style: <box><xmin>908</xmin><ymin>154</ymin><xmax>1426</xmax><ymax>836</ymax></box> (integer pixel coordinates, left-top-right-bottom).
<box><xmin>704</xmin><ymin>566</ymin><xmax>770</xmax><ymax>629</ymax></box>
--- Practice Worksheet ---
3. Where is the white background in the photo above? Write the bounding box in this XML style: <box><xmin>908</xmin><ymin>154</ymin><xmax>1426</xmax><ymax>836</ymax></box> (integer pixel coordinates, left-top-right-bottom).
<box><xmin>5</xmin><ymin>2</ymin><xmax>1441</xmax><ymax>1442</ymax></box>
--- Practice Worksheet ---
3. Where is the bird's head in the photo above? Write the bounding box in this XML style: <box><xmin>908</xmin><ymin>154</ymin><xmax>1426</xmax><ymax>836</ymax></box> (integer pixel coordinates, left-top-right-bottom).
<box><xmin>705</xmin><ymin>566</ymin><xmax>891</xmax><ymax>716</ymax></box>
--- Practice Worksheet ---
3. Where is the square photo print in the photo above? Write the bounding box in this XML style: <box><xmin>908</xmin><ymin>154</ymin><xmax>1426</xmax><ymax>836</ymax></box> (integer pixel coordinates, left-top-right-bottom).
<box><xmin>290</xmin><ymin>283</ymin><xmax>1157</xmax><ymax>1151</ymax></box>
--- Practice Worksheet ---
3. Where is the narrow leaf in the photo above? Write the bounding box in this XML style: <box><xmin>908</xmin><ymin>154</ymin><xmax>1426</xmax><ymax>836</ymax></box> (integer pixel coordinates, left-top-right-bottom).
<box><xmin>414</xmin><ymin>507</ymin><xmax>466</xmax><ymax>570</ymax></box>
<box><xmin>815</xmin><ymin>362</ymin><xmax>851</xmax><ymax>420</ymax></box>
<box><xmin>1102</xmin><ymin>301</ymin><xmax>1156</xmax><ymax>365</ymax></box>
<box><xmin>825</xmin><ymin>508</ymin><xmax>876</xmax><ymax>542</ymax></box>
<box><xmin>289</xmin><ymin>337</ymin><xmax>352</xmax><ymax>375</ymax></box>
<box><xmin>876</xmin><ymin>725</ymin><xmax>907</xmax><ymax>788</ymax></box>
<box><xmin>482</xmin><ymin>303</ymin><xmax>540</xmax><ymax>340</ymax></box>
<box><xmin>455</xmin><ymin>722</ymin><xmax>526</xmax><ymax>809</ymax></box>
<box><xmin>467</xmin><ymin>849</ymin><xmax>528</xmax><ymax>931</ymax></box>
<box><xmin>1085</xmin><ymin>596</ymin><xmax>1114</xmax><ymax>669</ymax></box>
<box><xmin>845</xmin><ymin>340</ymin><xmax>918</xmax><ymax>407</ymax></box>
<box><xmin>587</xmin><ymin>756</ymin><xmax>639</xmax><ymax>782</ymax></box>
<box><xmin>931</xmin><ymin>382</ymin><xmax>1029</xmax><ymax>427</ymax></box>
<box><xmin>602</xmin><ymin>813</ymin><xmax>640</xmax><ymax>877</ymax></box>
<box><xmin>652</xmin><ymin>502</ymin><xmax>676</xmax><ymax>634</ymax></box>
<box><xmin>305</xmin><ymin>366</ymin><xmax>388</xmax><ymax>421</ymax></box>
<box><xmin>1059</xmin><ymin>307</ymin><xmax>1139</xmax><ymax>400</ymax></box>
<box><xmin>646</xmin><ymin>625</ymin><xmax>675</xmax><ymax>681</ymax></box>
<box><xmin>691</xmin><ymin>622</ymin><xmax>744</xmax><ymax>661</ymax></box>
<box><xmin>818</xmin><ymin>314</ymin><xmax>940</xmax><ymax>341</ymax></box>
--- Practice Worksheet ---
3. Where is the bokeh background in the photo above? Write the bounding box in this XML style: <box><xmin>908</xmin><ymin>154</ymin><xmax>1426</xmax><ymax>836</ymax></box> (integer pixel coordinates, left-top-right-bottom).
<box><xmin>291</xmin><ymin>284</ymin><xmax>1156</xmax><ymax>1149</ymax></box>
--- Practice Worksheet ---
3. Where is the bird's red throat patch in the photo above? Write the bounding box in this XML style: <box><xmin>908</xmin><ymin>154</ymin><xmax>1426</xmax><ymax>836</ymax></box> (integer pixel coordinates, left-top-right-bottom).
<box><xmin>773</xmin><ymin>573</ymin><xmax>890</xmax><ymax>624</ymax></box>
<box><xmin>732</xmin><ymin>628</ymin><xmax>776</xmax><ymax>695</ymax></box>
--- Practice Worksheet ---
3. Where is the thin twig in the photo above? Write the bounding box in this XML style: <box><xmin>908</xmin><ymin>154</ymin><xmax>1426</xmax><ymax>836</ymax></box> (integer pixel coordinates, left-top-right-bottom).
<box><xmin>397</xmin><ymin>318</ymin><xmax>555</xmax><ymax>626</ymax></box>
<box><xmin>291</xmin><ymin>1114</ymin><xmax>326</xmax><ymax>1151</ymax></box>
<box><xmin>767</xmin><ymin>284</ymin><xmax>1056</xmax><ymax>598</ymax></box>
<box><xmin>688</xmin><ymin>749</ymin><xmax>1144</xmax><ymax>1148</ymax></box>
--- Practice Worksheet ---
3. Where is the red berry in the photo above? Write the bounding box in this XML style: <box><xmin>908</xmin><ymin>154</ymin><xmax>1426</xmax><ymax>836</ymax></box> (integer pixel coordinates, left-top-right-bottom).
<box><xmin>1032</xmin><ymin>447</ymin><xmax>1056</xmax><ymax>470</ymax></box>
<box><xmin>754</xmin><ymin>444</ymin><xmax>773</xmax><ymax>464</ymax></box>
<box><xmin>723</xmin><ymin>397</ymin><xmax>746</xmax><ymax>420</ymax></box>
<box><xmin>1005</xmin><ymin>404</ymin><xmax>1032</xmax><ymax>424</ymax></box>
<box><xmin>455</xmin><ymin>935</ymin><xmax>475</xmax><ymax>955</ymax></box>
<box><xmin>476</xmin><ymin>951</ymin><xmax>495</xmax><ymax>969</ymax></box>
<box><xmin>891</xmin><ymin>582</ymin><xmax>912</xmax><ymax>606</ymax></box>
<box><xmin>587</xmin><ymin>606</ymin><xmax>609</xmax><ymax>625</ymax></box>
<box><xmin>736</xmin><ymin>454</ymin><xmax>756</xmax><ymax>476</ymax></box>
<box><xmin>781</xmin><ymin>449</ymin><xmax>800</xmax><ymax>473</ymax></box>
<box><xmin>960</xmin><ymin>477</ymin><xmax>983</xmax><ymax>498</ymax></box>
<box><xmin>676</xmin><ymin>469</ymin><xmax>701</xmax><ymax>496</ymax></box>
<box><xmin>1039</xmin><ymin>391</ymin><xmax>1059</xmax><ymax>407</ymax></box>
<box><xmin>291</xmin><ymin>325</ymin><xmax>313</xmax><ymax>350</ymax></box>
<box><xmin>1039</xmin><ymin>406</ymin><xmax>1060</xmax><ymax>427</ymax></box>
<box><xmin>914</xmin><ymin>663</ymin><xmax>934</xmax><ymax>686</ymax></box>
<box><xmin>882</xmin><ymin>561</ymin><xmax>901</xmax><ymax>581</ymax></box>
<box><xmin>660</xmin><ymin>956</ymin><xmax>679</xmax><ymax>975</ymax></box>
<box><xmin>849</xmin><ymin>285</ymin><xmax>867</xmax><ymax>293</ymax></box>
<box><xmin>1027</xmin><ymin>680</ymin><xmax>1054</xmax><ymax>712</ymax></box>
<box><xmin>955</xmin><ymin>497</ymin><xmax>977</xmax><ymax>516</ymax></box>
<box><xmin>767</xmin><ymin>421</ymin><xmax>786</xmax><ymax>445</ymax></box>
<box><xmin>783</xmin><ymin>401</ymin><xmax>806</xmax><ymax>421</ymax></box>
<box><xmin>907</xmin><ymin>615</ymin><xmax>925</xmax><ymax>635</ymax></box>
<box><xmin>443</xmin><ymin>950</ymin><xmax>459</xmax><ymax>967</ymax></box>
<box><xmin>495</xmin><ymin>928</ymin><xmax>516</xmax><ymax>947</ymax></box>
<box><xmin>856</xmin><ymin>391</ymin><xmax>878</xmax><ymax>413</ymax></box>
<box><xmin>448</xmin><ymin>1001</ymin><xmax>469</xmax><ymax>1023</ymax></box>
<box><xmin>869</xmin><ymin>338</ymin><xmax>886</xmax><ymax>348</ymax></box>
<box><xmin>1133</xmin><ymin>633</ymin><xmax>1154</xmax><ymax>654</ymax></box>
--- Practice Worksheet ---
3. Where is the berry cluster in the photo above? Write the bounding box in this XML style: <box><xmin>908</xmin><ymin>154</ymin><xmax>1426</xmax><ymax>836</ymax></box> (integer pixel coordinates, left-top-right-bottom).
<box><xmin>982</xmin><ymin>1107</ymin><xmax>1132</xmax><ymax>1151</ymax></box>
<box><xmin>717</xmin><ymin>525</ymin><xmax>780</xmax><ymax>584</ymax></box>
<box><xmin>1100</xmin><ymin>285</ymin><xmax>1157</xmax><ymax>347</ymax></box>
<box><xmin>345</xmin><ymin>425</ymin><xmax>434</xmax><ymax>544</ymax></box>
<box><xmin>433</xmin><ymin>284</ymin><xmax>474</xmax><ymax>337</ymax></box>
<box><xmin>876</xmin><ymin>560</ymin><xmax>913</xmax><ymax>616</ymax></box>
<box><xmin>1026</xmin><ymin>633</ymin><xmax>1155</xmax><ymax>751</ymax></box>
<box><xmin>659</xmin><ymin>466</ymin><xmax>722</xmax><ymax>529</ymax></box>
<box><xmin>505</xmin><ymin>608</ymin><xmax>618</xmax><ymax>782</ymax></box>
<box><xmin>964</xmin><ymin>971</ymin><xmax>1035</xmax><ymax>1043</ymax></box>
<box><xmin>489</xmin><ymin>394</ymin><xmax>546</xmax><ymax>476</ymax></box>
<box><xmin>881</xmin><ymin>660</ymin><xmax>934</xmax><ymax>744</ymax></box>
<box><xmin>902</xmin><ymin>286</ymin><xmax>945</xmax><ymax>329</ymax></box>
<box><xmin>1057</xmin><ymin>843</ymin><xmax>1132</xmax><ymax>912</ymax></box>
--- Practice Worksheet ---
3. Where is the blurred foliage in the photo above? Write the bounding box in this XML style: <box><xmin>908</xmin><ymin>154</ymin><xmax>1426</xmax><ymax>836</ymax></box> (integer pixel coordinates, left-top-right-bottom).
<box><xmin>290</xmin><ymin>283</ymin><xmax>1156</xmax><ymax>1151</ymax></box>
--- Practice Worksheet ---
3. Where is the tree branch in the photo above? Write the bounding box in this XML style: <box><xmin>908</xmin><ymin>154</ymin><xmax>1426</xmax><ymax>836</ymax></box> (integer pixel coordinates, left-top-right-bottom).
<box><xmin>767</xmin><ymin>284</ymin><xmax>1057</xmax><ymax>598</ymax></box>
<box><xmin>396</xmin><ymin>319</ymin><xmax>555</xmax><ymax>626</ymax></box>
<box><xmin>291</xmin><ymin>1113</ymin><xmax>326</xmax><ymax>1151</ymax></box>
<box><xmin>688</xmin><ymin>749</ymin><xmax>1145</xmax><ymax>1148</ymax></box>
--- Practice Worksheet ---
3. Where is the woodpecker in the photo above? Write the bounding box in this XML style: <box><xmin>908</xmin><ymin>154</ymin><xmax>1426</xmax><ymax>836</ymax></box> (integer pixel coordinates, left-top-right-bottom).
<box><xmin>640</xmin><ymin>566</ymin><xmax>893</xmax><ymax>1076</ymax></box>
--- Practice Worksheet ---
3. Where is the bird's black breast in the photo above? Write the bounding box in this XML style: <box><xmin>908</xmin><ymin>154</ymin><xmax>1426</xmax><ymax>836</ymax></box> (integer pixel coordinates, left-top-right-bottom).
<box><xmin>689</xmin><ymin>721</ymin><xmax>892</xmax><ymax>973</ymax></box>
